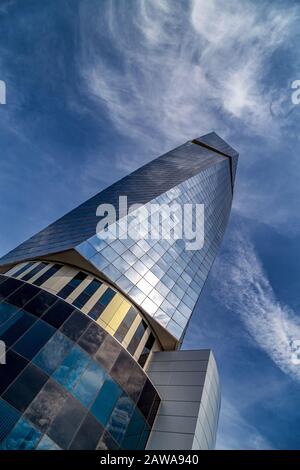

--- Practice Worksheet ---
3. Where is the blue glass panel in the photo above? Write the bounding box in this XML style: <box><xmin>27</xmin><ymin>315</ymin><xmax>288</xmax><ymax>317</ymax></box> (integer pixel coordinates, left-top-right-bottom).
<box><xmin>33</xmin><ymin>331</ymin><xmax>73</xmax><ymax>375</ymax></box>
<box><xmin>2</xmin><ymin>418</ymin><xmax>41</xmax><ymax>450</ymax></box>
<box><xmin>0</xmin><ymin>302</ymin><xmax>20</xmax><ymax>327</ymax></box>
<box><xmin>73</xmin><ymin>360</ymin><xmax>106</xmax><ymax>408</ymax></box>
<box><xmin>52</xmin><ymin>345</ymin><xmax>90</xmax><ymax>392</ymax></box>
<box><xmin>0</xmin><ymin>399</ymin><xmax>20</xmax><ymax>443</ymax></box>
<box><xmin>107</xmin><ymin>394</ymin><xmax>135</xmax><ymax>445</ymax></box>
<box><xmin>0</xmin><ymin>310</ymin><xmax>36</xmax><ymax>348</ymax></box>
<box><xmin>13</xmin><ymin>320</ymin><xmax>55</xmax><ymax>360</ymax></box>
<box><xmin>91</xmin><ymin>378</ymin><xmax>122</xmax><ymax>426</ymax></box>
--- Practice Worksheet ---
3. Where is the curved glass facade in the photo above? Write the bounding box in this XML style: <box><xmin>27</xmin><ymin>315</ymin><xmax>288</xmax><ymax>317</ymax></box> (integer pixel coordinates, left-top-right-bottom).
<box><xmin>0</xmin><ymin>275</ymin><xmax>160</xmax><ymax>450</ymax></box>
<box><xmin>5</xmin><ymin>261</ymin><xmax>160</xmax><ymax>368</ymax></box>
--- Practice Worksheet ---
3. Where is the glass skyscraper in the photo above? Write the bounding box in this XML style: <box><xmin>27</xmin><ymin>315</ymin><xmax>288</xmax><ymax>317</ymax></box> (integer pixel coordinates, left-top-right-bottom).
<box><xmin>0</xmin><ymin>132</ymin><xmax>238</xmax><ymax>450</ymax></box>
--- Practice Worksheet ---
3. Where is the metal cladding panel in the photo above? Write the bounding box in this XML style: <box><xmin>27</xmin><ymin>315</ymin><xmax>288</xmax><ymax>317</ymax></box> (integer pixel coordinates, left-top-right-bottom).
<box><xmin>0</xmin><ymin>133</ymin><xmax>238</xmax><ymax>341</ymax></box>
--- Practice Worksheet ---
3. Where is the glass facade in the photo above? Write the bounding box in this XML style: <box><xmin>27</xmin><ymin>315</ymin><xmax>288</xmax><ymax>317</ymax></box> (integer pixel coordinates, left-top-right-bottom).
<box><xmin>0</xmin><ymin>275</ymin><xmax>160</xmax><ymax>450</ymax></box>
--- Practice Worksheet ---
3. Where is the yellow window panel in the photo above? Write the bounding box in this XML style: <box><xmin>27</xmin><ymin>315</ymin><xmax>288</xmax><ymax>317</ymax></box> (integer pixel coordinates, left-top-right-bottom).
<box><xmin>108</xmin><ymin>300</ymin><xmax>131</xmax><ymax>333</ymax></box>
<box><xmin>100</xmin><ymin>294</ymin><xmax>123</xmax><ymax>324</ymax></box>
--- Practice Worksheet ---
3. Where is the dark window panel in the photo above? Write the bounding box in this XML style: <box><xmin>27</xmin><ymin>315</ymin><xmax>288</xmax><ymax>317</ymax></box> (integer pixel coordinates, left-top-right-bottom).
<box><xmin>137</xmin><ymin>334</ymin><xmax>155</xmax><ymax>368</ymax></box>
<box><xmin>13</xmin><ymin>320</ymin><xmax>55</xmax><ymax>360</ymax></box>
<box><xmin>127</xmin><ymin>320</ymin><xmax>147</xmax><ymax>356</ymax></box>
<box><xmin>42</xmin><ymin>300</ymin><xmax>74</xmax><ymax>328</ymax></box>
<box><xmin>109</xmin><ymin>350</ymin><xmax>134</xmax><ymax>392</ymax></box>
<box><xmin>114</xmin><ymin>307</ymin><xmax>137</xmax><ymax>343</ymax></box>
<box><xmin>0</xmin><ymin>302</ymin><xmax>21</xmax><ymax>328</ymax></box>
<box><xmin>137</xmin><ymin>380</ymin><xmax>158</xmax><ymax>421</ymax></box>
<box><xmin>0</xmin><ymin>350</ymin><xmax>28</xmax><ymax>395</ymax></box>
<box><xmin>0</xmin><ymin>398</ymin><xmax>20</xmax><ymax>442</ymax></box>
<box><xmin>57</xmin><ymin>272</ymin><xmax>87</xmax><ymax>299</ymax></box>
<box><xmin>69</xmin><ymin>412</ymin><xmax>104</xmax><ymax>450</ymax></box>
<box><xmin>95</xmin><ymin>335</ymin><xmax>121</xmax><ymax>372</ymax></box>
<box><xmin>47</xmin><ymin>394</ymin><xmax>87</xmax><ymax>449</ymax></box>
<box><xmin>122</xmin><ymin>408</ymin><xmax>147</xmax><ymax>450</ymax></box>
<box><xmin>33</xmin><ymin>264</ymin><xmax>62</xmax><ymax>287</ymax></box>
<box><xmin>125</xmin><ymin>363</ymin><xmax>147</xmax><ymax>403</ymax></box>
<box><xmin>60</xmin><ymin>311</ymin><xmax>90</xmax><ymax>342</ymax></box>
<box><xmin>88</xmin><ymin>288</ymin><xmax>116</xmax><ymax>321</ymax></box>
<box><xmin>78</xmin><ymin>323</ymin><xmax>106</xmax><ymax>356</ymax></box>
<box><xmin>6</xmin><ymin>283</ymin><xmax>40</xmax><ymax>309</ymax></box>
<box><xmin>2</xmin><ymin>417</ymin><xmax>42</xmax><ymax>450</ymax></box>
<box><xmin>11</xmin><ymin>262</ymin><xmax>35</xmax><ymax>279</ymax></box>
<box><xmin>21</xmin><ymin>263</ymin><xmax>47</xmax><ymax>282</ymax></box>
<box><xmin>73</xmin><ymin>279</ymin><xmax>102</xmax><ymax>309</ymax></box>
<box><xmin>2</xmin><ymin>363</ymin><xmax>48</xmax><ymax>412</ymax></box>
<box><xmin>0</xmin><ymin>278</ymin><xmax>23</xmax><ymax>301</ymax></box>
<box><xmin>24</xmin><ymin>290</ymin><xmax>57</xmax><ymax>318</ymax></box>
<box><xmin>147</xmin><ymin>397</ymin><xmax>160</xmax><ymax>428</ymax></box>
<box><xmin>24</xmin><ymin>379</ymin><xmax>68</xmax><ymax>433</ymax></box>
<box><xmin>0</xmin><ymin>310</ymin><xmax>37</xmax><ymax>348</ymax></box>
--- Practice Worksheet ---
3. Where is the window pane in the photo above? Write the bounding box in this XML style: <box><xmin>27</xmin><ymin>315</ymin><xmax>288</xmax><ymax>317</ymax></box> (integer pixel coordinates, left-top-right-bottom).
<box><xmin>91</xmin><ymin>378</ymin><xmax>122</xmax><ymax>426</ymax></box>
<box><xmin>24</xmin><ymin>291</ymin><xmax>57</xmax><ymax>318</ymax></box>
<box><xmin>21</xmin><ymin>263</ymin><xmax>47</xmax><ymax>282</ymax></box>
<box><xmin>13</xmin><ymin>320</ymin><xmax>55</xmax><ymax>360</ymax></box>
<box><xmin>42</xmin><ymin>300</ymin><xmax>74</xmax><ymax>328</ymax></box>
<box><xmin>52</xmin><ymin>345</ymin><xmax>90</xmax><ymax>392</ymax></box>
<box><xmin>0</xmin><ymin>399</ymin><xmax>20</xmax><ymax>442</ymax></box>
<box><xmin>69</xmin><ymin>412</ymin><xmax>104</xmax><ymax>450</ymax></box>
<box><xmin>0</xmin><ymin>278</ymin><xmax>23</xmax><ymax>301</ymax></box>
<box><xmin>33</xmin><ymin>331</ymin><xmax>73</xmax><ymax>375</ymax></box>
<box><xmin>61</xmin><ymin>311</ymin><xmax>90</xmax><ymax>342</ymax></box>
<box><xmin>33</xmin><ymin>264</ymin><xmax>61</xmax><ymax>287</ymax></box>
<box><xmin>57</xmin><ymin>272</ymin><xmax>87</xmax><ymax>299</ymax></box>
<box><xmin>2</xmin><ymin>363</ymin><xmax>48</xmax><ymax>412</ymax></box>
<box><xmin>78</xmin><ymin>323</ymin><xmax>106</xmax><ymax>356</ymax></box>
<box><xmin>0</xmin><ymin>350</ymin><xmax>28</xmax><ymax>395</ymax></box>
<box><xmin>73</xmin><ymin>360</ymin><xmax>106</xmax><ymax>408</ymax></box>
<box><xmin>0</xmin><ymin>310</ymin><xmax>36</xmax><ymax>348</ymax></box>
<box><xmin>2</xmin><ymin>417</ymin><xmax>41</xmax><ymax>450</ymax></box>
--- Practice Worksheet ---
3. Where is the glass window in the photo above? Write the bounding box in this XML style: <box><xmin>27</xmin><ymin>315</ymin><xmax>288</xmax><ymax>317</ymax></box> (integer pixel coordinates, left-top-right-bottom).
<box><xmin>61</xmin><ymin>310</ymin><xmax>90</xmax><ymax>342</ymax></box>
<box><xmin>2</xmin><ymin>363</ymin><xmax>48</xmax><ymax>412</ymax></box>
<box><xmin>2</xmin><ymin>417</ymin><xmax>41</xmax><ymax>450</ymax></box>
<box><xmin>52</xmin><ymin>345</ymin><xmax>90</xmax><ymax>393</ymax></box>
<box><xmin>0</xmin><ymin>302</ymin><xmax>21</xmax><ymax>327</ymax></box>
<box><xmin>33</xmin><ymin>331</ymin><xmax>73</xmax><ymax>375</ymax></box>
<box><xmin>33</xmin><ymin>264</ymin><xmax>62</xmax><ymax>287</ymax></box>
<box><xmin>137</xmin><ymin>380</ymin><xmax>158</xmax><ymax>422</ymax></box>
<box><xmin>73</xmin><ymin>279</ymin><xmax>102</xmax><ymax>309</ymax></box>
<box><xmin>0</xmin><ymin>350</ymin><xmax>28</xmax><ymax>395</ymax></box>
<box><xmin>107</xmin><ymin>394</ymin><xmax>135</xmax><ymax>446</ymax></box>
<box><xmin>78</xmin><ymin>323</ymin><xmax>106</xmax><ymax>356</ymax></box>
<box><xmin>91</xmin><ymin>378</ymin><xmax>122</xmax><ymax>426</ymax></box>
<box><xmin>0</xmin><ymin>310</ymin><xmax>36</xmax><ymax>348</ymax></box>
<box><xmin>88</xmin><ymin>288</ymin><xmax>116</xmax><ymax>321</ymax></box>
<box><xmin>13</xmin><ymin>319</ymin><xmax>55</xmax><ymax>360</ymax></box>
<box><xmin>24</xmin><ymin>379</ymin><xmax>67</xmax><ymax>433</ymax></box>
<box><xmin>138</xmin><ymin>334</ymin><xmax>155</xmax><ymax>368</ymax></box>
<box><xmin>122</xmin><ymin>407</ymin><xmax>147</xmax><ymax>450</ymax></box>
<box><xmin>47</xmin><ymin>394</ymin><xmax>87</xmax><ymax>449</ymax></box>
<box><xmin>42</xmin><ymin>300</ymin><xmax>74</xmax><ymax>328</ymax></box>
<box><xmin>73</xmin><ymin>360</ymin><xmax>106</xmax><ymax>408</ymax></box>
<box><xmin>6</xmin><ymin>283</ymin><xmax>40</xmax><ymax>309</ymax></box>
<box><xmin>70</xmin><ymin>412</ymin><xmax>104</xmax><ymax>450</ymax></box>
<box><xmin>127</xmin><ymin>320</ymin><xmax>147</xmax><ymax>356</ymax></box>
<box><xmin>0</xmin><ymin>399</ymin><xmax>20</xmax><ymax>443</ymax></box>
<box><xmin>95</xmin><ymin>335</ymin><xmax>121</xmax><ymax>372</ymax></box>
<box><xmin>57</xmin><ymin>271</ymin><xmax>87</xmax><ymax>299</ymax></box>
<box><xmin>0</xmin><ymin>278</ymin><xmax>23</xmax><ymax>302</ymax></box>
<box><xmin>114</xmin><ymin>307</ymin><xmax>137</xmax><ymax>343</ymax></box>
<box><xmin>24</xmin><ymin>290</ymin><xmax>57</xmax><ymax>318</ymax></box>
<box><xmin>110</xmin><ymin>350</ymin><xmax>134</xmax><ymax>392</ymax></box>
<box><xmin>21</xmin><ymin>263</ymin><xmax>47</xmax><ymax>282</ymax></box>
<box><xmin>11</xmin><ymin>262</ymin><xmax>35</xmax><ymax>279</ymax></box>
<box><xmin>97</xmin><ymin>430</ymin><xmax>119</xmax><ymax>450</ymax></box>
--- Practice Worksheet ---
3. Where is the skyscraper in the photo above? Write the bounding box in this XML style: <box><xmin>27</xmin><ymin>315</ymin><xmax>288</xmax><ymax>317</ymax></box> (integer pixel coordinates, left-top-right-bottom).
<box><xmin>0</xmin><ymin>132</ymin><xmax>238</xmax><ymax>450</ymax></box>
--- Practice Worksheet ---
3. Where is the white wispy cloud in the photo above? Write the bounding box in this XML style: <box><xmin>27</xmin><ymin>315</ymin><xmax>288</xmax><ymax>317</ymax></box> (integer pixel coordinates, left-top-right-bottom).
<box><xmin>212</xmin><ymin>224</ymin><xmax>300</xmax><ymax>382</ymax></box>
<box><xmin>78</xmin><ymin>0</ymin><xmax>298</xmax><ymax>155</ymax></box>
<box><xmin>217</xmin><ymin>399</ymin><xmax>273</xmax><ymax>450</ymax></box>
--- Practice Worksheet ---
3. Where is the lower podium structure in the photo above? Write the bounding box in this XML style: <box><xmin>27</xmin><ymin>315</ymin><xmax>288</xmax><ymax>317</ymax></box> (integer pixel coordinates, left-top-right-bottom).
<box><xmin>146</xmin><ymin>350</ymin><xmax>220</xmax><ymax>450</ymax></box>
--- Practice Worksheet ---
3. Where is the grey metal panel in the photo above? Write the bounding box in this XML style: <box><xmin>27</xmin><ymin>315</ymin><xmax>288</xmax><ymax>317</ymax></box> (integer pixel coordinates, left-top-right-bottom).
<box><xmin>146</xmin><ymin>349</ymin><xmax>220</xmax><ymax>451</ymax></box>
<box><xmin>158</xmin><ymin>401</ymin><xmax>200</xmax><ymax>418</ymax></box>
<box><xmin>147</xmin><ymin>360</ymin><xmax>210</xmax><ymax>373</ymax></box>
<box><xmin>146</xmin><ymin>431</ymin><xmax>194</xmax><ymax>451</ymax></box>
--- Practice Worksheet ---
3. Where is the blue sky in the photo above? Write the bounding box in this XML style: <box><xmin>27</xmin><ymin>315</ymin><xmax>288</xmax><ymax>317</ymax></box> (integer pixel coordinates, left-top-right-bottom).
<box><xmin>1</xmin><ymin>0</ymin><xmax>300</xmax><ymax>449</ymax></box>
